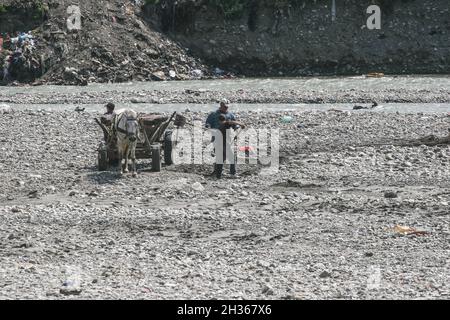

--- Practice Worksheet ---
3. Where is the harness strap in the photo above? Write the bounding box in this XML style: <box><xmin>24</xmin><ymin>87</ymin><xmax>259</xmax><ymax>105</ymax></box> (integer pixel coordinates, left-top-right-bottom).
<box><xmin>115</xmin><ymin>113</ymin><xmax>138</xmax><ymax>136</ymax></box>
<box><xmin>116</xmin><ymin>126</ymin><xmax>128</xmax><ymax>135</ymax></box>
<box><xmin>114</xmin><ymin>113</ymin><xmax>126</xmax><ymax>135</ymax></box>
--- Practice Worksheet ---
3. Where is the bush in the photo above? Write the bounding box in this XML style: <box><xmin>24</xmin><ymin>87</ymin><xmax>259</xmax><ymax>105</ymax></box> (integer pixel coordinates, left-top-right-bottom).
<box><xmin>0</xmin><ymin>4</ymin><xmax>8</xmax><ymax>14</ymax></box>
<box><xmin>145</xmin><ymin>0</ymin><xmax>161</xmax><ymax>5</ymax></box>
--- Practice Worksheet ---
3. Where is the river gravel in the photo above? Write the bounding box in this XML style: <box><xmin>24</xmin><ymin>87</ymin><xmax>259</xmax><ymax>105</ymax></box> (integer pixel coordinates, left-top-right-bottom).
<box><xmin>0</xmin><ymin>106</ymin><xmax>449</xmax><ymax>300</ymax></box>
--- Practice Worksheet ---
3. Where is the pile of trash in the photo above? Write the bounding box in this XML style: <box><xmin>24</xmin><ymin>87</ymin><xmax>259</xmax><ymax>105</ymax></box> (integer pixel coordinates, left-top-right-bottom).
<box><xmin>0</xmin><ymin>31</ymin><xmax>42</xmax><ymax>84</ymax></box>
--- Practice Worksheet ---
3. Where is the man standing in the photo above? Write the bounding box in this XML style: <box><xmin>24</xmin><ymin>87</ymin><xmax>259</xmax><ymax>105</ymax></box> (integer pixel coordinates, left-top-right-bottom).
<box><xmin>101</xmin><ymin>102</ymin><xmax>116</xmax><ymax>124</ymax></box>
<box><xmin>100</xmin><ymin>103</ymin><xmax>116</xmax><ymax>141</ymax></box>
<box><xmin>206</xmin><ymin>100</ymin><xmax>244</xmax><ymax>179</ymax></box>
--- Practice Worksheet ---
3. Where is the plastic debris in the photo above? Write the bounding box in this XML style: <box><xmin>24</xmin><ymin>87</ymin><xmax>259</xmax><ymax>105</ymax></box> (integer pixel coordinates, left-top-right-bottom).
<box><xmin>191</xmin><ymin>69</ymin><xmax>203</xmax><ymax>78</ymax></box>
<box><xmin>393</xmin><ymin>225</ymin><xmax>428</xmax><ymax>236</ymax></box>
<box><xmin>280</xmin><ymin>116</ymin><xmax>293</xmax><ymax>124</ymax></box>
<box><xmin>366</xmin><ymin>72</ymin><xmax>385</xmax><ymax>78</ymax></box>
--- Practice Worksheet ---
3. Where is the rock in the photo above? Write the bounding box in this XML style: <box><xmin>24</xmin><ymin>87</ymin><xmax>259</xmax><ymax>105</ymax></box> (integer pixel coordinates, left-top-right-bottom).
<box><xmin>257</xmin><ymin>260</ymin><xmax>271</xmax><ymax>268</ymax></box>
<box><xmin>7</xmin><ymin>233</ymin><xmax>16</xmax><ymax>240</ymax></box>
<box><xmin>151</xmin><ymin>71</ymin><xmax>166</xmax><ymax>81</ymax></box>
<box><xmin>365</xmin><ymin>252</ymin><xmax>374</xmax><ymax>257</ymax></box>
<box><xmin>60</xmin><ymin>285</ymin><xmax>82</xmax><ymax>296</ymax></box>
<box><xmin>191</xmin><ymin>182</ymin><xmax>205</xmax><ymax>192</ymax></box>
<box><xmin>169</xmin><ymin>70</ymin><xmax>176</xmax><ymax>78</ymax></box>
<box><xmin>319</xmin><ymin>271</ymin><xmax>332</xmax><ymax>278</ymax></box>
<box><xmin>353</xmin><ymin>105</ymin><xmax>369</xmax><ymax>110</ymax></box>
<box><xmin>64</xmin><ymin>67</ymin><xmax>79</xmax><ymax>80</ymax></box>
<box><xmin>46</xmin><ymin>292</ymin><xmax>59</xmax><ymax>297</ymax></box>
<box><xmin>0</xmin><ymin>104</ymin><xmax>13</xmax><ymax>114</ymax></box>
<box><xmin>262</xmin><ymin>285</ymin><xmax>274</xmax><ymax>295</ymax></box>
<box><xmin>18</xmin><ymin>242</ymin><xmax>33</xmax><ymax>248</ymax></box>
<box><xmin>402</xmin><ymin>161</ymin><xmax>413</xmax><ymax>167</ymax></box>
<box><xmin>69</xmin><ymin>190</ymin><xmax>77</xmax><ymax>196</ymax></box>
<box><xmin>28</xmin><ymin>190</ymin><xmax>39</xmax><ymax>198</ymax></box>
<box><xmin>384</xmin><ymin>191</ymin><xmax>398</xmax><ymax>199</ymax></box>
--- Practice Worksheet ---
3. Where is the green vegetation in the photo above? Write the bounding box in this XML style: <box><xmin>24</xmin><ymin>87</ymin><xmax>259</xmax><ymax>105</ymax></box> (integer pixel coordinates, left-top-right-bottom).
<box><xmin>145</xmin><ymin>0</ymin><xmax>161</xmax><ymax>5</ymax></box>
<box><xmin>34</xmin><ymin>1</ymin><xmax>45</xmax><ymax>19</ymax></box>
<box><xmin>207</xmin><ymin>0</ymin><xmax>313</xmax><ymax>19</ymax></box>
<box><xmin>0</xmin><ymin>4</ymin><xmax>8</xmax><ymax>14</ymax></box>
<box><xmin>143</xmin><ymin>0</ymin><xmax>332</xmax><ymax>20</ymax></box>
<box><xmin>209</xmin><ymin>0</ymin><xmax>246</xmax><ymax>19</ymax></box>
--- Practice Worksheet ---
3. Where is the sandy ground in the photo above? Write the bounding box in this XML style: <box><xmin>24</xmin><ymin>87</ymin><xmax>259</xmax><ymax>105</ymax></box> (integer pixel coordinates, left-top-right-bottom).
<box><xmin>0</xmin><ymin>105</ymin><xmax>449</xmax><ymax>300</ymax></box>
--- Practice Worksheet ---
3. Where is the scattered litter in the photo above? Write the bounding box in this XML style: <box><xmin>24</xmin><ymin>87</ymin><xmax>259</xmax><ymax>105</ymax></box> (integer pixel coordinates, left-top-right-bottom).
<box><xmin>214</xmin><ymin>67</ymin><xmax>224</xmax><ymax>75</ymax></box>
<box><xmin>366</xmin><ymin>72</ymin><xmax>385</xmax><ymax>78</ymax></box>
<box><xmin>280</xmin><ymin>116</ymin><xmax>293</xmax><ymax>124</ymax></box>
<box><xmin>1</xmin><ymin>31</ymin><xmax>40</xmax><ymax>83</ymax></box>
<box><xmin>393</xmin><ymin>225</ymin><xmax>428</xmax><ymax>236</ymax></box>
<box><xmin>239</xmin><ymin>146</ymin><xmax>254</xmax><ymax>153</ymax></box>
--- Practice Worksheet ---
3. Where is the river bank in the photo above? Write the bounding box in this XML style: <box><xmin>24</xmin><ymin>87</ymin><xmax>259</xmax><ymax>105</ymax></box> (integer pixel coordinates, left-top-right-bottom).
<box><xmin>0</xmin><ymin>106</ymin><xmax>449</xmax><ymax>299</ymax></box>
<box><xmin>1</xmin><ymin>76</ymin><xmax>449</xmax><ymax>105</ymax></box>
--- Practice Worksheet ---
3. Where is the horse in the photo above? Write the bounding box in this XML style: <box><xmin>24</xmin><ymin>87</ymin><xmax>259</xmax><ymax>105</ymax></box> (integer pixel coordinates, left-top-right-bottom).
<box><xmin>112</xmin><ymin>109</ymin><xmax>140</xmax><ymax>177</ymax></box>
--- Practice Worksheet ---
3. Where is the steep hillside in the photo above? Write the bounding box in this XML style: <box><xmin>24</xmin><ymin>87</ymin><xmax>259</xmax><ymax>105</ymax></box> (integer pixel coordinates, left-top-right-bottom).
<box><xmin>0</xmin><ymin>0</ymin><xmax>448</xmax><ymax>85</ymax></box>
<box><xmin>0</xmin><ymin>0</ymin><xmax>211</xmax><ymax>85</ymax></box>
<box><xmin>144</xmin><ymin>0</ymin><xmax>450</xmax><ymax>76</ymax></box>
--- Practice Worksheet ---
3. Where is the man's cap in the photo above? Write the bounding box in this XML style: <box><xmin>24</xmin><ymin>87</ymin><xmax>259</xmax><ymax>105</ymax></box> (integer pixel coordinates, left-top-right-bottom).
<box><xmin>220</xmin><ymin>99</ymin><xmax>230</xmax><ymax>105</ymax></box>
<box><xmin>106</xmin><ymin>102</ymin><xmax>115</xmax><ymax>109</ymax></box>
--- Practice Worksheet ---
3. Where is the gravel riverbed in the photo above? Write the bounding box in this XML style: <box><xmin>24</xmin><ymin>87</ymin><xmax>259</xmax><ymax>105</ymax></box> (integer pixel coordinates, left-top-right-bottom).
<box><xmin>0</xmin><ymin>105</ymin><xmax>449</xmax><ymax>300</ymax></box>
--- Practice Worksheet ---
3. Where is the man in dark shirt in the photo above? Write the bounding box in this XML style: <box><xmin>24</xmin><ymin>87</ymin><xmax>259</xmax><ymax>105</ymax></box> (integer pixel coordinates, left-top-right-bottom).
<box><xmin>101</xmin><ymin>102</ymin><xmax>116</xmax><ymax>125</ymax></box>
<box><xmin>206</xmin><ymin>100</ymin><xmax>246</xmax><ymax>178</ymax></box>
<box><xmin>100</xmin><ymin>103</ymin><xmax>116</xmax><ymax>141</ymax></box>
<box><xmin>206</xmin><ymin>100</ymin><xmax>237</xmax><ymax>130</ymax></box>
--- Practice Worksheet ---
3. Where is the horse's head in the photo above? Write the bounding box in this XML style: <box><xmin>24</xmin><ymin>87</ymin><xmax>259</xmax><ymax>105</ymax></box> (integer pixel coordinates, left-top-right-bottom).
<box><xmin>124</xmin><ymin>115</ymin><xmax>139</xmax><ymax>142</ymax></box>
<box><xmin>115</xmin><ymin>109</ymin><xmax>140</xmax><ymax>142</ymax></box>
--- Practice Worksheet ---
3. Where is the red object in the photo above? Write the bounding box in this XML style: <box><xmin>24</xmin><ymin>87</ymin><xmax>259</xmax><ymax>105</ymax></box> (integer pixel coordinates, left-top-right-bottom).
<box><xmin>239</xmin><ymin>146</ymin><xmax>254</xmax><ymax>152</ymax></box>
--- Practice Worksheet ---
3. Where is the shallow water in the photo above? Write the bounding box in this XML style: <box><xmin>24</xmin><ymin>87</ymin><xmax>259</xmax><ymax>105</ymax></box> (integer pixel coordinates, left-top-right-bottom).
<box><xmin>8</xmin><ymin>102</ymin><xmax>450</xmax><ymax>114</ymax></box>
<box><xmin>3</xmin><ymin>75</ymin><xmax>450</xmax><ymax>113</ymax></box>
<box><xmin>1</xmin><ymin>75</ymin><xmax>449</xmax><ymax>95</ymax></box>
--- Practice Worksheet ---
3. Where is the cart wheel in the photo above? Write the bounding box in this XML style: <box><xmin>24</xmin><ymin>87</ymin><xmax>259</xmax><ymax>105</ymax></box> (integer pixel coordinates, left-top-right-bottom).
<box><xmin>151</xmin><ymin>145</ymin><xmax>161</xmax><ymax>172</ymax></box>
<box><xmin>98</xmin><ymin>148</ymin><xmax>108</xmax><ymax>171</ymax></box>
<box><xmin>164</xmin><ymin>130</ymin><xmax>174</xmax><ymax>165</ymax></box>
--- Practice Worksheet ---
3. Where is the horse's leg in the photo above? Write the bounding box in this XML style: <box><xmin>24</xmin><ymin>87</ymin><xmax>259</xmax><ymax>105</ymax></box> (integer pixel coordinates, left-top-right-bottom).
<box><xmin>123</xmin><ymin>145</ymin><xmax>129</xmax><ymax>173</ymax></box>
<box><xmin>131</xmin><ymin>142</ymin><xmax>137</xmax><ymax>177</ymax></box>
<box><xmin>118</xmin><ymin>144</ymin><xmax>124</xmax><ymax>175</ymax></box>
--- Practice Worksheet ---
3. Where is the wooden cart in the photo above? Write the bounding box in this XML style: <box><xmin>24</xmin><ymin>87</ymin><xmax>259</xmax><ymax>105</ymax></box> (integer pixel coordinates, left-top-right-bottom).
<box><xmin>95</xmin><ymin>111</ymin><xmax>186</xmax><ymax>172</ymax></box>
